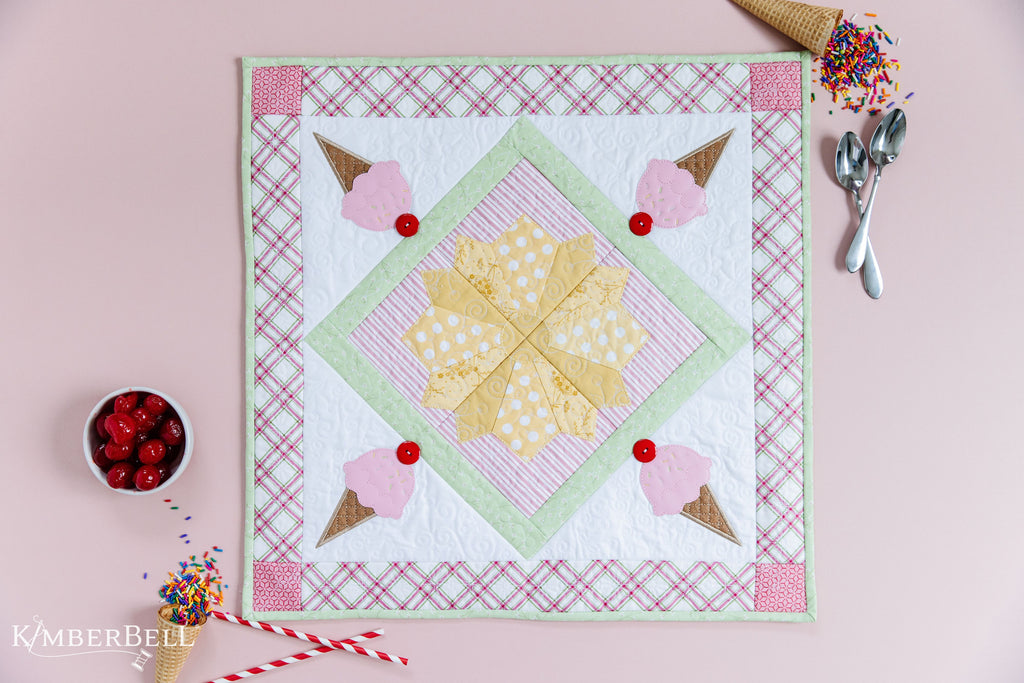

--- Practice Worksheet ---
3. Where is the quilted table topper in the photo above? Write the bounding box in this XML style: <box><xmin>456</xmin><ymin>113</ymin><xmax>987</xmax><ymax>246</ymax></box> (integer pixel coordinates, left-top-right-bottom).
<box><xmin>242</xmin><ymin>54</ymin><xmax>814</xmax><ymax>621</ymax></box>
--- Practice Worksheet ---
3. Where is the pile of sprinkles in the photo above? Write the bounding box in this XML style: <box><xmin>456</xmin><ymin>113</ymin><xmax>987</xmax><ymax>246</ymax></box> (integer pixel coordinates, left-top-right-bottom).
<box><xmin>158</xmin><ymin>552</ymin><xmax>226</xmax><ymax>625</ymax></box>
<box><xmin>815</xmin><ymin>15</ymin><xmax>912</xmax><ymax>115</ymax></box>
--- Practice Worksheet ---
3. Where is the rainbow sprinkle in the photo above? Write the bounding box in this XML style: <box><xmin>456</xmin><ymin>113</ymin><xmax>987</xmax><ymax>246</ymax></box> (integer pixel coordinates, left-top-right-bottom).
<box><xmin>158</xmin><ymin>554</ymin><xmax>225</xmax><ymax>625</ymax></box>
<box><xmin>817</xmin><ymin>18</ymin><xmax>905</xmax><ymax>114</ymax></box>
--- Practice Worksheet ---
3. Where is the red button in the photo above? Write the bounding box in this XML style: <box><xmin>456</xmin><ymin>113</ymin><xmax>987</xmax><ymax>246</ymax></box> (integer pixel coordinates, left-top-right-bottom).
<box><xmin>633</xmin><ymin>439</ymin><xmax>656</xmax><ymax>463</ymax></box>
<box><xmin>395</xmin><ymin>213</ymin><xmax>419</xmax><ymax>237</ymax></box>
<box><xmin>397</xmin><ymin>441</ymin><xmax>420</xmax><ymax>465</ymax></box>
<box><xmin>629</xmin><ymin>212</ymin><xmax>652</xmax><ymax>236</ymax></box>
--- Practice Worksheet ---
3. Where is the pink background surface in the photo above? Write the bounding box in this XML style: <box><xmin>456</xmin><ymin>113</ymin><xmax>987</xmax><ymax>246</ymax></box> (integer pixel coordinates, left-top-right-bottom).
<box><xmin>1</xmin><ymin>0</ymin><xmax>1021</xmax><ymax>681</ymax></box>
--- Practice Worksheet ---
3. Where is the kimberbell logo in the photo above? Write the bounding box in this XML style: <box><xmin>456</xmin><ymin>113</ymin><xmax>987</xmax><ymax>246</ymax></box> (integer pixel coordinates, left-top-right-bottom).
<box><xmin>10</xmin><ymin>616</ymin><xmax>169</xmax><ymax>670</ymax></box>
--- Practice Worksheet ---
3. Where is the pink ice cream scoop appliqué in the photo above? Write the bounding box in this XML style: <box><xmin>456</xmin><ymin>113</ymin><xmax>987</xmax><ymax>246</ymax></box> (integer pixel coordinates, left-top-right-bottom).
<box><xmin>639</xmin><ymin>445</ymin><xmax>712</xmax><ymax>515</ymax></box>
<box><xmin>635</xmin><ymin>159</ymin><xmax>708</xmax><ymax>229</ymax></box>
<box><xmin>341</xmin><ymin>161</ymin><xmax>412</xmax><ymax>232</ymax></box>
<box><xmin>343</xmin><ymin>448</ymin><xmax>415</xmax><ymax>518</ymax></box>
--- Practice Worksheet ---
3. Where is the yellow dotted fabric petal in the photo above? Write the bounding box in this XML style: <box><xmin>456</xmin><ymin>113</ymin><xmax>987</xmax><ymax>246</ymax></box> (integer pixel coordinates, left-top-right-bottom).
<box><xmin>544</xmin><ymin>266</ymin><xmax>627</xmax><ymax>328</ymax></box>
<box><xmin>492</xmin><ymin>347</ymin><xmax>558</xmax><ymax>461</ymax></box>
<box><xmin>536</xmin><ymin>233</ymin><xmax>597</xmax><ymax>321</ymax></box>
<box><xmin>421</xmin><ymin>346</ymin><xmax>511</xmax><ymax>410</ymax></box>
<box><xmin>402</xmin><ymin>306</ymin><xmax>517</xmax><ymax>373</ymax></box>
<box><xmin>545</xmin><ymin>302</ymin><xmax>650</xmax><ymax>370</ymax></box>
<box><xmin>454</xmin><ymin>353</ymin><xmax>516</xmax><ymax>441</ymax></box>
<box><xmin>454</xmin><ymin>236</ymin><xmax>518</xmax><ymax>317</ymax></box>
<box><xmin>422</xmin><ymin>268</ymin><xmax>509</xmax><ymax>328</ymax></box>
<box><xmin>492</xmin><ymin>216</ymin><xmax>560</xmax><ymax>325</ymax></box>
<box><xmin>533</xmin><ymin>353</ymin><xmax>597</xmax><ymax>440</ymax></box>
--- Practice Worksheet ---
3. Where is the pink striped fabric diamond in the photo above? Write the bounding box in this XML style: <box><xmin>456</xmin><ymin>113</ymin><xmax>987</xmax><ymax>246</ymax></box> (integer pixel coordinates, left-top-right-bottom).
<box><xmin>349</xmin><ymin>160</ymin><xmax>705</xmax><ymax>515</ymax></box>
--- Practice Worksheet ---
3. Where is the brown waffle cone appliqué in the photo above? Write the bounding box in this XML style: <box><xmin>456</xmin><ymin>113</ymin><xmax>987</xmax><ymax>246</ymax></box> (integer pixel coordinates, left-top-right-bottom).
<box><xmin>674</xmin><ymin>129</ymin><xmax>734</xmax><ymax>188</ymax></box>
<box><xmin>316</xmin><ymin>488</ymin><xmax>377</xmax><ymax>548</ymax></box>
<box><xmin>313</xmin><ymin>133</ymin><xmax>373</xmax><ymax>193</ymax></box>
<box><xmin>154</xmin><ymin>604</ymin><xmax>205</xmax><ymax>683</ymax></box>
<box><xmin>681</xmin><ymin>485</ymin><xmax>742</xmax><ymax>546</ymax></box>
<box><xmin>729</xmin><ymin>0</ymin><xmax>843</xmax><ymax>55</ymax></box>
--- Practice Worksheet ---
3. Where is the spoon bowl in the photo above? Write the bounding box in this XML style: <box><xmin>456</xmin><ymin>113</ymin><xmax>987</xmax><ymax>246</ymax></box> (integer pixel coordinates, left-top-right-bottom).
<box><xmin>836</xmin><ymin>132</ymin><xmax>869</xmax><ymax>196</ymax></box>
<box><xmin>869</xmin><ymin>109</ymin><xmax>907</xmax><ymax>167</ymax></box>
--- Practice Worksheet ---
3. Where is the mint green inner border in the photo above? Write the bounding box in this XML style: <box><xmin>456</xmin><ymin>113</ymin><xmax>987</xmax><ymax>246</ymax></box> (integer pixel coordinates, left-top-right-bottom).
<box><xmin>242</xmin><ymin>52</ymin><xmax>815</xmax><ymax>622</ymax></box>
<box><xmin>307</xmin><ymin>117</ymin><xmax>747</xmax><ymax>558</ymax></box>
<box><xmin>242</xmin><ymin>60</ymin><xmax>256</xmax><ymax>621</ymax></box>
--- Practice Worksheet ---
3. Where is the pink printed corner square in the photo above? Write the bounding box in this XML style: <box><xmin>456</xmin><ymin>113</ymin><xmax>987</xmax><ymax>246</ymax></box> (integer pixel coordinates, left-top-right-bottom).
<box><xmin>252</xmin><ymin>66</ymin><xmax>303</xmax><ymax>116</ymax></box>
<box><xmin>749</xmin><ymin>62</ymin><xmax>802</xmax><ymax>112</ymax></box>
<box><xmin>252</xmin><ymin>560</ymin><xmax>302</xmax><ymax>611</ymax></box>
<box><xmin>755</xmin><ymin>563</ymin><xmax>807</xmax><ymax>612</ymax></box>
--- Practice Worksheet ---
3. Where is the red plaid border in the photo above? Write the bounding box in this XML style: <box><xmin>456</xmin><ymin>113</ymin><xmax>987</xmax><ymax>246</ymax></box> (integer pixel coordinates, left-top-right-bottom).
<box><xmin>251</xmin><ymin>114</ymin><xmax>304</xmax><ymax>563</ymax></box>
<box><xmin>751</xmin><ymin>109</ymin><xmax>805</xmax><ymax>564</ymax></box>
<box><xmin>303</xmin><ymin>63</ymin><xmax>749</xmax><ymax>117</ymax></box>
<box><xmin>302</xmin><ymin>560</ymin><xmax>755</xmax><ymax>613</ymax></box>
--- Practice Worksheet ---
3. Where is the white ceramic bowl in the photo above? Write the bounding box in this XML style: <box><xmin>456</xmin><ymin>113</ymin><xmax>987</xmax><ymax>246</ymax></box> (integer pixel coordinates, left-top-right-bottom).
<box><xmin>82</xmin><ymin>386</ymin><xmax>194</xmax><ymax>495</ymax></box>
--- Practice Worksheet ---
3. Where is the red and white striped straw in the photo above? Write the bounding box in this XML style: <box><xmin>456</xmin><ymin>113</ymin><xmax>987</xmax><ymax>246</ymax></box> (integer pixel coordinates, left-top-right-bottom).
<box><xmin>209</xmin><ymin>610</ymin><xmax>408</xmax><ymax>666</ymax></box>
<box><xmin>203</xmin><ymin>631</ymin><xmax>379</xmax><ymax>682</ymax></box>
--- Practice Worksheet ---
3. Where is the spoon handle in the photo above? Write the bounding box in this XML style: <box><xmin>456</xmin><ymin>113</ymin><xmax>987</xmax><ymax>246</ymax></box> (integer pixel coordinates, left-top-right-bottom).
<box><xmin>862</xmin><ymin>237</ymin><xmax>883</xmax><ymax>299</ymax></box>
<box><xmin>846</xmin><ymin>167</ymin><xmax>881</xmax><ymax>272</ymax></box>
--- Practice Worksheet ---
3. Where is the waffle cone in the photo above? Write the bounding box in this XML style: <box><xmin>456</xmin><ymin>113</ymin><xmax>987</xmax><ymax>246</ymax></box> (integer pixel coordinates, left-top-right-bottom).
<box><xmin>154</xmin><ymin>604</ymin><xmax>205</xmax><ymax>683</ymax></box>
<box><xmin>314</xmin><ymin>133</ymin><xmax>373</xmax><ymax>193</ymax></box>
<box><xmin>729</xmin><ymin>0</ymin><xmax>842</xmax><ymax>55</ymax></box>
<box><xmin>674</xmin><ymin>129</ymin><xmax>734</xmax><ymax>188</ymax></box>
<box><xmin>681</xmin><ymin>485</ymin><xmax>741</xmax><ymax>546</ymax></box>
<box><xmin>316</xmin><ymin>488</ymin><xmax>377</xmax><ymax>547</ymax></box>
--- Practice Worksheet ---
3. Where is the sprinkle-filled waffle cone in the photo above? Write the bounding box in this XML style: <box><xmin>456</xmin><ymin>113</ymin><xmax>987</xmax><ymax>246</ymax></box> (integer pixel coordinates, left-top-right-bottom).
<box><xmin>317</xmin><ymin>488</ymin><xmax>377</xmax><ymax>547</ymax></box>
<box><xmin>313</xmin><ymin>133</ymin><xmax>373</xmax><ymax>193</ymax></box>
<box><xmin>681</xmin><ymin>485</ymin><xmax>741</xmax><ymax>546</ymax></box>
<box><xmin>154</xmin><ymin>604</ymin><xmax>205</xmax><ymax>683</ymax></box>
<box><xmin>729</xmin><ymin>0</ymin><xmax>843</xmax><ymax>55</ymax></box>
<box><xmin>674</xmin><ymin>129</ymin><xmax>734</xmax><ymax>188</ymax></box>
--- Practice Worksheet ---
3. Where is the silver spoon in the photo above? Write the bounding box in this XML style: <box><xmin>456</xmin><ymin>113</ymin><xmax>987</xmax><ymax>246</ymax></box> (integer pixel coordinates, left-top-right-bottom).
<box><xmin>845</xmin><ymin>109</ymin><xmax>906</xmax><ymax>273</ymax></box>
<box><xmin>836</xmin><ymin>132</ymin><xmax>883</xmax><ymax>298</ymax></box>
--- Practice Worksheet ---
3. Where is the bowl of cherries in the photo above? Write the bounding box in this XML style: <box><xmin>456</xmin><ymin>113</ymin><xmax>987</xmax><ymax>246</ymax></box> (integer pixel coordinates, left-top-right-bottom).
<box><xmin>83</xmin><ymin>387</ymin><xmax>193</xmax><ymax>494</ymax></box>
